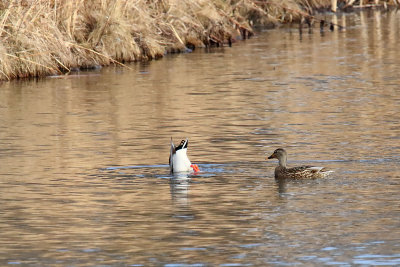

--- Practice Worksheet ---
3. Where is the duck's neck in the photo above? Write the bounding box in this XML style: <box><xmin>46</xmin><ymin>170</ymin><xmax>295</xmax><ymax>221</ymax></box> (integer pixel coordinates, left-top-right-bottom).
<box><xmin>278</xmin><ymin>156</ymin><xmax>287</xmax><ymax>168</ymax></box>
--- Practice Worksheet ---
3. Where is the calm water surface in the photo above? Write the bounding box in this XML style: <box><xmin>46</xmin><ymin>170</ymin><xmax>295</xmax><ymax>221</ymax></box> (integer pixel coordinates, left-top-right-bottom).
<box><xmin>1</xmin><ymin>10</ymin><xmax>399</xmax><ymax>266</ymax></box>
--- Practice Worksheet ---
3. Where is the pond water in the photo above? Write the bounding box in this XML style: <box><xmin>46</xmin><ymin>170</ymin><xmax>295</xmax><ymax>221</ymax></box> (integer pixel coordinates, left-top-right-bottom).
<box><xmin>0</xmin><ymin>9</ymin><xmax>399</xmax><ymax>266</ymax></box>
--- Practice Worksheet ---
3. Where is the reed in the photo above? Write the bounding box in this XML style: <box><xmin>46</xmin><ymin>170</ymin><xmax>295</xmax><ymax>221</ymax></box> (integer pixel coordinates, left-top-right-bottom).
<box><xmin>0</xmin><ymin>0</ymin><xmax>395</xmax><ymax>80</ymax></box>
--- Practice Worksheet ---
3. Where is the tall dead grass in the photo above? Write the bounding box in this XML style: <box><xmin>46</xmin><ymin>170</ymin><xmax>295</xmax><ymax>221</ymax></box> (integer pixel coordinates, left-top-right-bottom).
<box><xmin>0</xmin><ymin>0</ymin><xmax>355</xmax><ymax>80</ymax></box>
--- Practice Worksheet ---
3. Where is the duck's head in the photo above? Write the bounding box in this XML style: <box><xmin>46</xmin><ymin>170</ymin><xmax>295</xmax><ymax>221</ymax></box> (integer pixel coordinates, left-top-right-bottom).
<box><xmin>267</xmin><ymin>148</ymin><xmax>288</xmax><ymax>167</ymax></box>
<box><xmin>267</xmin><ymin>148</ymin><xmax>286</xmax><ymax>160</ymax></box>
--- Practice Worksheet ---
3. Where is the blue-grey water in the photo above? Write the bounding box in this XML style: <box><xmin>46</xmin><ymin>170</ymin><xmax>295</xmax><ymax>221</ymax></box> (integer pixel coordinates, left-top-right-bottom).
<box><xmin>0</xmin><ymin>10</ymin><xmax>399</xmax><ymax>266</ymax></box>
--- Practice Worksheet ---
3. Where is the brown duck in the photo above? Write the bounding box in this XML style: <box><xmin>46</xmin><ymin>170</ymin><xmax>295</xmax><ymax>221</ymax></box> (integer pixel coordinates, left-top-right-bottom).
<box><xmin>267</xmin><ymin>148</ymin><xmax>333</xmax><ymax>179</ymax></box>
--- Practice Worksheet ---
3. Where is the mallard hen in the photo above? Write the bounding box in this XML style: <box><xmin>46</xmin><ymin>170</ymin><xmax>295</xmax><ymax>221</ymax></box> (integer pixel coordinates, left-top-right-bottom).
<box><xmin>267</xmin><ymin>148</ymin><xmax>333</xmax><ymax>179</ymax></box>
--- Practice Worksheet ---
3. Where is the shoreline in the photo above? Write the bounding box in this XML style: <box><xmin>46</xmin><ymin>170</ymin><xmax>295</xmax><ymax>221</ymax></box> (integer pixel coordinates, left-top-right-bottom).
<box><xmin>0</xmin><ymin>0</ymin><xmax>397</xmax><ymax>81</ymax></box>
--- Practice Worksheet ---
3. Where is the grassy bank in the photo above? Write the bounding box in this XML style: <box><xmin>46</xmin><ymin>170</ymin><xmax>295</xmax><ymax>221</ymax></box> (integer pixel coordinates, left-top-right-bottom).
<box><xmin>0</xmin><ymin>0</ymin><xmax>396</xmax><ymax>80</ymax></box>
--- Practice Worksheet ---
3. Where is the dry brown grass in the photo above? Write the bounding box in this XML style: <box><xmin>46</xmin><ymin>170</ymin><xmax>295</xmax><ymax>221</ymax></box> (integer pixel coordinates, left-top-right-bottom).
<box><xmin>0</xmin><ymin>0</ymin><xmax>359</xmax><ymax>80</ymax></box>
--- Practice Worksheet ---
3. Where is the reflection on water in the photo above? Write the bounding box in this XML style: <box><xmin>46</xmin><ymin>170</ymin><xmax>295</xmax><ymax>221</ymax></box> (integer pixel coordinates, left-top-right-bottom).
<box><xmin>0</xmin><ymin>10</ymin><xmax>400</xmax><ymax>266</ymax></box>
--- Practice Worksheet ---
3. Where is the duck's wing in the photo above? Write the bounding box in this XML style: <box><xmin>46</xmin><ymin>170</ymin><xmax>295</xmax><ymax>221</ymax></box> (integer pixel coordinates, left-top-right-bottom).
<box><xmin>169</xmin><ymin>138</ymin><xmax>176</xmax><ymax>171</ymax></box>
<box><xmin>286</xmin><ymin>166</ymin><xmax>333</xmax><ymax>178</ymax></box>
<box><xmin>306</xmin><ymin>166</ymin><xmax>334</xmax><ymax>174</ymax></box>
<box><xmin>170</xmin><ymin>137</ymin><xmax>176</xmax><ymax>152</ymax></box>
<box><xmin>287</xmin><ymin>166</ymin><xmax>313</xmax><ymax>173</ymax></box>
<box><xmin>306</xmin><ymin>166</ymin><xmax>325</xmax><ymax>173</ymax></box>
<box><xmin>291</xmin><ymin>166</ymin><xmax>331</xmax><ymax>173</ymax></box>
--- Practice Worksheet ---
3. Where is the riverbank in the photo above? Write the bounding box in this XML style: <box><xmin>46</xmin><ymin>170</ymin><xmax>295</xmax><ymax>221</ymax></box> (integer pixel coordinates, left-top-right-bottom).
<box><xmin>0</xmin><ymin>0</ymin><xmax>398</xmax><ymax>81</ymax></box>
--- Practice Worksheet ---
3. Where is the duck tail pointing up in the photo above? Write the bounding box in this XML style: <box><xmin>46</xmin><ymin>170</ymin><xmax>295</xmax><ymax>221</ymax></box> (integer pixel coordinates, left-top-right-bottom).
<box><xmin>175</xmin><ymin>138</ymin><xmax>188</xmax><ymax>151</ymax></box>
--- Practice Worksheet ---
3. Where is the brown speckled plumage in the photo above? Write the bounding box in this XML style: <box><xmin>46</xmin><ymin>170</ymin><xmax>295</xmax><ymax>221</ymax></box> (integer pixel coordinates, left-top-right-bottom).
<box><xmin>267</xmin><ymin>148</ymin><xmax>333</xmax><ymax>179</ymax></box>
